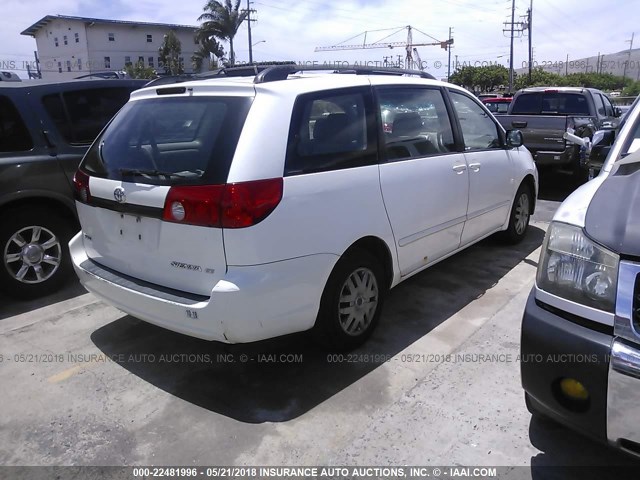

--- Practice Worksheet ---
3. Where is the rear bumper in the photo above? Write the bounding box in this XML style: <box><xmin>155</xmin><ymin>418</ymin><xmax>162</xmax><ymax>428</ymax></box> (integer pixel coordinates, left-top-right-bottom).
<box><xmin>69</xmin><ymin>232</ymin><xmax>337</xmax><ymax>343</ymax></box>
<box><xmin>531</xmin><ymin>146</ymin><xmax>576</xmax><ymax>166</ymax></box>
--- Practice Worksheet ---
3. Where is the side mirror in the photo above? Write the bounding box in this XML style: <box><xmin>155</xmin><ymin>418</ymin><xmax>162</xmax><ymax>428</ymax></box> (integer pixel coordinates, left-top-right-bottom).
<box><xmin>614</xmin><ymin>107</ymin><xmax>622</xmax><ymax>118</ymax></box>
<box><xmin>506</xmin><ymin>130</ymin><xmax>524</xmax><ymax>148</ymax></box>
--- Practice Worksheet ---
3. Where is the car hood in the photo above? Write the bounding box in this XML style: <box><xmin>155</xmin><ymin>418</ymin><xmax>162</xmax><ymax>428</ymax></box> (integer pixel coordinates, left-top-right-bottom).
<box><xmin>584</xmin><ymin>150</ymin><xmax>640</xmax><ymax>257</ymax></box>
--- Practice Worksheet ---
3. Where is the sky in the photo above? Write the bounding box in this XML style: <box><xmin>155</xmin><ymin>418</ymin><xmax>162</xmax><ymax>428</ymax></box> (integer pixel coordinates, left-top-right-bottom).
<box><xmin>1</xmin><ymin>0</ymin><xmax>638</xmax><ymax>79</ymax></box>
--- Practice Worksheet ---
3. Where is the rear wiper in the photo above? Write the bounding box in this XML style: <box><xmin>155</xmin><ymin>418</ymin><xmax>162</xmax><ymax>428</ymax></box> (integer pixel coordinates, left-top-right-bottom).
<box><xmin>119</xmin><ymin>168</ymin><xmax>189</xmax><ymax>178</ymax></box>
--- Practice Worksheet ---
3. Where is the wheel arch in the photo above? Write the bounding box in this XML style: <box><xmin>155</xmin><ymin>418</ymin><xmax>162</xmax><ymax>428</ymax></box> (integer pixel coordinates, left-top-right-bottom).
<box><xmin>0</xmin><ymin>194</ymin><xmax>78</xmax><ymax>227</ymax></box>
<box><xmin>342</xmin><ymin>236</ymin><xmax>395</xmax><ymax>291</ymax></box>
<box><xmin>520</xmin><ymin>174</ymin><xmax>537</xmax><ymax>214</ymax></box>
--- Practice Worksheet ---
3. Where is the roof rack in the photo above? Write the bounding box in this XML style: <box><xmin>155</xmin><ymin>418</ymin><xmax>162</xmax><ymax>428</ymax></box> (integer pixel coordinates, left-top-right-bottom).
<box><xmin>249</xmin><ymin>64</ymin><xmax>436</xmax><ymax>83</ymax></box>
<box><xmin>143</xmin><ymin>64</ymin><xmax>436</xmax><ymax>88</ymax></box>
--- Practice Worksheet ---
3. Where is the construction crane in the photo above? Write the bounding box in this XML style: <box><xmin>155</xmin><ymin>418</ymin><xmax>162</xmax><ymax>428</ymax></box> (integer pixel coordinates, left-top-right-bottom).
<box><xmin>315</xmin><ymin>25</ymin><xmax>453</xmax><ymax>70</ymax></box>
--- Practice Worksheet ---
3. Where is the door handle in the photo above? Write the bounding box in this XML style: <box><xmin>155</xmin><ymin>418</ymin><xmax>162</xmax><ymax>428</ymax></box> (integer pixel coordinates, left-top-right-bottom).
<box><xmin>512</xmin><ymin>121</ymin><xmax>527</xmax><ymax>128</ymax></box>
<box><xmin>468</xmin><ymin>162</ymin><xmax>481</xmax><ymax>172</ymax></box>
<box><xmin>452</xmin><ymin>164</ymin><xmax>467</xmax><ymax>174</ymax></box>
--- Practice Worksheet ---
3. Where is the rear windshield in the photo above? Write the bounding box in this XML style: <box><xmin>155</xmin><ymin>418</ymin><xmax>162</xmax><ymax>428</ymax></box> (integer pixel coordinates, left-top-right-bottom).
<box><xmin>80</xmin><ymin>96</ymin><xmax>253</xmax><ymax>185</ymax></box>
<box><xmin>510</xmin><ymin>92</ymin><xmax>590</xmax><ymax>115</ymax></box>
<box><xmin>484</xmin><ymin>101</ymin><xmax>510</xmax><ymax>114</ymax></box>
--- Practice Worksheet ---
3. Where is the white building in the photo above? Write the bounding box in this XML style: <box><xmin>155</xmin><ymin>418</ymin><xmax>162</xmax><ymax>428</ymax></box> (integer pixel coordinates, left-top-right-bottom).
<box><xmin>21</xmin><ymin>15</ymin><xmax>207</xmax><ymax>80</ymax></box>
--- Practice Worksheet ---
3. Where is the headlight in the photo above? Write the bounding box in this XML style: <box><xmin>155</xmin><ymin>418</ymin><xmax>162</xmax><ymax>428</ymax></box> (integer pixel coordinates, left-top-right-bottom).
<box><xmin>537</xmin><ymin>222</ymin><xmax>619</xmax><ymax>313</ymax></box>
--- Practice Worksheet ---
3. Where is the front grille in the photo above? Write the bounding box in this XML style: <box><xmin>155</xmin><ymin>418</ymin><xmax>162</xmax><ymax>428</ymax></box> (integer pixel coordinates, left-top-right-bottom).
<box><xmin>634</xmin><ymin>274</ymin><xmax>640</xmax><ymax>332</ymax></box>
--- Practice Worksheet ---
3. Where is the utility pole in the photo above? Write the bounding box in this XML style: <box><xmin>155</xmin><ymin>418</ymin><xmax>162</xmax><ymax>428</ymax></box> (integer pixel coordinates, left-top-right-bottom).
<box><xmin>447</xmin><ymin>26</ymin><xmax>453</xmax><ymax>80</ymax></box>
<box><xmin>242</xmin><ymin>0</ymin><xmax>257</xmax><ymax>64</ymax></box>
<box><xmin>527</xmin><ymin>0</ymin><xmax>532</xmax><ymax>82</ymax></box>
<box><xmin>622</xmin><ymin>32</ymin><xmax>635</xmax><ymax>84</ymax></box>
<box><xmin>509</xmin><ymin>0</ymin><xmax>515</xmax><ymax>91</ymax></box>
<box><xmin>503</xmin><ymin>0</ymin><xmax>526</xmax><ymax>92</ymax></box>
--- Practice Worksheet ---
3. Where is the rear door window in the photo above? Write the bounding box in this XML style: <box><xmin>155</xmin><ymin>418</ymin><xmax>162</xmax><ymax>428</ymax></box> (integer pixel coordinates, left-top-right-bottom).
<box><xmin>81</xmin><ymin>96</ymin><xmax>252</xmax><ymax>185</ymax></box>
<box><xmin>0</xmin><ymin>95</ymin><xmax>33</xmax><ymax>152</ymax></box>
<box><xmin>593</xmin><ymin>94</ymin><xmax>606</xmax><ymax>117</ymax></box>
<box><xmin>42</xmin><ymin>87</ymin><xmax>133</xmax><ymax>145</ymax></box>
<box><xmin>285</xmin><ymin>88</ymin><xmax>377</xmax><ymax>175</ymax></box>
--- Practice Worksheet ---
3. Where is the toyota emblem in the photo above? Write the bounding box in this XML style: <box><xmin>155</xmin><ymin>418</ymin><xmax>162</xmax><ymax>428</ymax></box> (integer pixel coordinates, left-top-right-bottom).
<box><xmin>113</xmin><ymin>187</ymin><xmax>126</xmax><ymax>204</ymax></box>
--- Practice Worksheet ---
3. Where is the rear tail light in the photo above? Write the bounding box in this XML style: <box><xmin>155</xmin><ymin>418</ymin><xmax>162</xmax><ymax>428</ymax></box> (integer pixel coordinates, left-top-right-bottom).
<box><xmin>162</xmin><ymin>185</ymin><xmax>225</xmax><ymax>226</ymax></box>
<box><xmin>162</xmin><ymin>178</ymin><xmax>283</xmax><ymax>228</ymax></box>
<box><xmin>73</xmin><ymin>170</ymin><xmax>91</xmax><ymax>203</ymax></box>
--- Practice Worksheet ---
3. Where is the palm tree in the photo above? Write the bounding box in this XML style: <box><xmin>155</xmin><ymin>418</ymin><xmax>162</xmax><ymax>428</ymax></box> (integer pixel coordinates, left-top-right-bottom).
<box><xmin>197</xmin><ymin>0</ymin><xmax>247</xmax><ymax>66</ymax></box>
<box><xmin>192</xmin><ymin>37</ymin><xmax>225</xmax><ymax>72</ymax></box>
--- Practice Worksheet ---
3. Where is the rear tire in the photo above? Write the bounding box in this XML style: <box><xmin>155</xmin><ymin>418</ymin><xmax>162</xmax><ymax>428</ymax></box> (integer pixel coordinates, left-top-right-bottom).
<box><xmin>313</xmin><ymin>249</ymin><xmax>385</xmax><ymax>351</ymax></box>
<box><xmin>500</xmin><ymin>184</ymin><xmax>532</xmax><ymax>244</ymax></box>
<box><xmin>0</xmin><ymin>206</ymin><xmax>76</xmax><ymax>300</ymax></box>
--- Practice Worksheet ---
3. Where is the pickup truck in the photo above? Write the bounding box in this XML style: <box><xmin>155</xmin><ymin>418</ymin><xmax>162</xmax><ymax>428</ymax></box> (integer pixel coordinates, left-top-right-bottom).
<box><xmin>496</xmin><ymin>87</ymin><xmax>622</xmax><ymax>183</ymax></box>
<box><xmin>521</xmin><ymin>91</ymin><xmax>640</xmax><ymax>458</ymax></box>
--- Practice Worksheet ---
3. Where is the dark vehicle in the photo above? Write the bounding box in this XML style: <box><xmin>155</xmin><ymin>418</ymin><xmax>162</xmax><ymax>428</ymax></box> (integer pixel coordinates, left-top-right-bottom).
<box><xmin>0</xmin><ymin>79</ymin><xmax>145</xmax><ymax>299</ymax></box>
<box><xmin>584</xmin><ymin>95</ymin><xmax>640</xmax><ymax>178</ymax></box>
<box><xmin>521</xmin><ymin>97</ymin><xmax>640</xmax><ymax>458</ymax></box>
<box><xmin>481</xmin><ymin>97</ymin><xmax>512</xmax><ymax>115</ymax></box>
<box><xmin>75</xmin><ymin>71</ymin><xmax>127</xmax><ymax>80</ymax></box>
<box><xmin>497</xmin><ymin>87</ymin><xmax>622</xmax><ymax>183</ymax></box>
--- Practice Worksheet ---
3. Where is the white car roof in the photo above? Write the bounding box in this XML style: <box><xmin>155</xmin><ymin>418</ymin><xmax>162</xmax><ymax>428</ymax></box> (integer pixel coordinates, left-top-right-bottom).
<box><xmin>130</xmin><ymin>71</ymin><xmax>465</xmax><ymax>102</ymax></box>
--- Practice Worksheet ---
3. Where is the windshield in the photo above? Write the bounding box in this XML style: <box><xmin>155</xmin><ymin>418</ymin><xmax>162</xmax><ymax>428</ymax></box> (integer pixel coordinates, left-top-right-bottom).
<box><xmin>80</xmin><ymin>96</ymin><xmax>253</xmax><ymax>185</ymax></box>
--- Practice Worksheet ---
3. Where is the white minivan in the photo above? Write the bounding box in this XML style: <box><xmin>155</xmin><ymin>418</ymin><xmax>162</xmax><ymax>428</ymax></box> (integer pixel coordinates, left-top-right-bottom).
<box><xmin>70</xmin><ymin>65</ymin><xmax>538</xmax><ymax>350</ymax></box>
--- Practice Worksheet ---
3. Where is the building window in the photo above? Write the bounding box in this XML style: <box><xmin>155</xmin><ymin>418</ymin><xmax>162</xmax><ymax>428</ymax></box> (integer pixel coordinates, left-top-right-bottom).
<box><xmin>75</xmin><ymin>33</ymin><xmax>79</xmax><ymax>43</ymax></box>
<box><xmin>77</xmin><ymin>58</ymin><xmax>82</xmax><ymax>71</ymax></box>
<box><xmin>66</xmin><ymin>60</ymin><xmax>71</xmax><ymax>72</ymax></box>
<box><xmin>108</xmin><ymin>32</ymin><xmax>115</xmax><ymax>41</ymax></box>
<box><xmin>54</xmin><ymin>37</ymin><xmax>59</xmax><ymax>47</ymax></box>
<box><xmin>138</xmin><ymin>56</ymin><xmax>144</xmax><ymax>65</ymax></box>
<box><xmin>63</xmin><ymin>35</ymin><xmax>68</xmax><ymax>45</ymax></box>
<box><xmin>124</xmin><ymin>56</ymin><xmax>131</xmax><ymax>66</ymax></box>
<box><xmin>148</xmin><ymin>57</ymin><xmax>154</xmax><ymax>67</ymax></box>
<box><xmin>146</xmin><ymin>34</ymin><xmax>153</xmax><ymax>43</ymax></box>
<box><xmin>104</xmin><ymin>56</ymin><xmax>111</xmax><ymax>69</ymax></box>
<box><xmin>57</xmin><ymin>61</ymin><xmax>62</xmax><ymax>73</ymax></box>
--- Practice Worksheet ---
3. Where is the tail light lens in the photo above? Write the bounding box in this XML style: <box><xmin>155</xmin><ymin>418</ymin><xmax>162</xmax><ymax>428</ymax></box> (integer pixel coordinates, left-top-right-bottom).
<box><xmin>73</xmin><ymin>170</ymin><xmax>91</xmax><ymax>204</ymax></box>
<box><xmin>162</xmin><ymin>178</ymin><xmax>283</xmax><ymax>229</ymax></box>
<box><xmin>221</xmin><ymin>178</ymin><xmax>283</xmax><ymax>228</ymax></box>
<box><xmin>162</xmin><ymin>185</ymin><xmax>225</xmax><ymax>227</ymax></box>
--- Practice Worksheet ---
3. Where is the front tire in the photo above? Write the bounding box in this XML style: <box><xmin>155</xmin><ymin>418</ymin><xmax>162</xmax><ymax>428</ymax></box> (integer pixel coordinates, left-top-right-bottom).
<box><xmin>501</xmin><ymin>184</ymin><xmax>532</xmax><ymax>244</ymax></box>
<box><xmin>0</xmin><ymin>206</ymin><xmax>76</xmax><ymax>300</ymax></box>
<box><xmin>313</xmin><ymin>249</ymin><xmax>385</xmax><ymax>351</ymax></box>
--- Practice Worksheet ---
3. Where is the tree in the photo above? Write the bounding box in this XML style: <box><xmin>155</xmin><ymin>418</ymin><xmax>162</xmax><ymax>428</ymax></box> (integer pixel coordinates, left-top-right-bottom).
<box><xmin>192</xmin><ymin>36</ymin><xmax>225</xmax><ymax>72</ymax></box>
<box><xmin>449</xmin><ymin>65</ymin><xmax>509</xmax><ymax>93</ymax></box>
<box><xmin>124</xmin><ymin>61</ymin><xmax>156</xmax><ymax>79</ymax></box>
<box><xmin>159</xmin><ymin>31</ymin><xmax>183</xmax><ymax>75</ymax></box>
<box><xmin>197</xmin><ymin>0</ymin><xmax>248</xmax><ymax>66</ymax></box>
